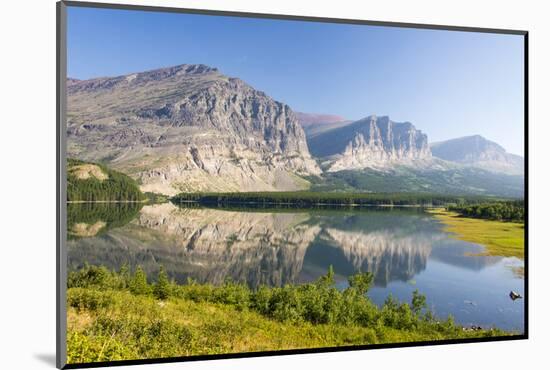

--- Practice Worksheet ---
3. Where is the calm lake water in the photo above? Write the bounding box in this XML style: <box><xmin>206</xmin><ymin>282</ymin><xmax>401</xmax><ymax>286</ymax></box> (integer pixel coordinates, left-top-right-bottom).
<box><xmin>67</xmin><ymin>202</ymin><xmax>524</xmax><ymax>332</ymax></box>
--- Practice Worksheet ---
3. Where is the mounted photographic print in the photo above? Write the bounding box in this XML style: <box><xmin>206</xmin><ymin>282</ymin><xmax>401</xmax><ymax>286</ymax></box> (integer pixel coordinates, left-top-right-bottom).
<box><xmin>56</xmin><ymin>1</ymin><xmax>527</xmax><ymax>368</ymax></box>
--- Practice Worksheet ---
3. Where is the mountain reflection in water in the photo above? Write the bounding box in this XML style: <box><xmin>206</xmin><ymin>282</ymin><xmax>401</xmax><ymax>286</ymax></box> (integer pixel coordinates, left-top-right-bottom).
<box><xmin>68</xmin><ymin>203</ymin><xmax>503</xmax><ymax>288</ymax></box>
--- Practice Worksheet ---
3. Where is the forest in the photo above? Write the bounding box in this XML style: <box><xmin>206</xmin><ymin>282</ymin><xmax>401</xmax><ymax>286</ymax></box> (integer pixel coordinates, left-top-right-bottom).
<box><xmin>67</xmin><ymin>158</ymin><xmax>145</xmax><ymax>202</ymax></box>
<box><xmin>171</xmin><ymin>191</ymin><xmax>507</xmax><ymax>207</ymax></box>
<box><xmin>448</xmin><ymin>201</ymin><xmax>524</xmax><ymax>223</ymax></box>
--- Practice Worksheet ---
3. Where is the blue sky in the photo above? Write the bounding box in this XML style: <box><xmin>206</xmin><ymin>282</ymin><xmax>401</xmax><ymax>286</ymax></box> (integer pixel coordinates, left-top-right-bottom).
<box><xmin>67</xmin><ymin>6</ymin><xmax>525</xmax><ymax>155</ymax></box>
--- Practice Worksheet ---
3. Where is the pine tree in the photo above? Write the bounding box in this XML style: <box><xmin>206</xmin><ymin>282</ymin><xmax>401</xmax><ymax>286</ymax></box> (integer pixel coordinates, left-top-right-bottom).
<box><xmin>154</xmin><ymin>266</ymin><xmax>171</xmax><ymax>300</ymax></box>
<box><xmin>129</xmin><ymin>266</ymin><xmax>150</xmax><ymax>295</ymax></box>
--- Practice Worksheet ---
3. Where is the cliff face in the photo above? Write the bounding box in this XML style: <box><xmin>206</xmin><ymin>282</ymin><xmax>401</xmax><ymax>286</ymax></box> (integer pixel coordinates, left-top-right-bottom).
<box><xmin>306</xmin><ymin>115</ymin><xmax>431</xmax><ymax>171</ymax></box>
<box><xmin>67</xmin><ymin>64</ymin><xmax>320</xmax><ymax>195</ymax></box>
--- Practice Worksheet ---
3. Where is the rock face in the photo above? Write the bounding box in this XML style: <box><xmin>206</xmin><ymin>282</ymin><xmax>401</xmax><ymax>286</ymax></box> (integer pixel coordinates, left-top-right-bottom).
<box><xmin>307</xmin><ymin>115</ymin><xmax>431</xmax><ymax>171</ymax></box>
<box><xmin>430</xmin><ymin>135</ymin><xmax>523</xmax><ymax>175</ymax></box>
<box><xmin>67</xmin><ymin>64</ymin><xmax>320</xmax><ymax>195</ymax></box>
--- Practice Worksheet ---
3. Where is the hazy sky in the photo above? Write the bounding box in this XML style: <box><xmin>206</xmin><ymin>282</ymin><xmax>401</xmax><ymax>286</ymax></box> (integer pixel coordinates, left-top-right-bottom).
<box><xmin>67</xmin><ymin>6</ymin><xmax>525</xmax><ymax>155</ymax></box>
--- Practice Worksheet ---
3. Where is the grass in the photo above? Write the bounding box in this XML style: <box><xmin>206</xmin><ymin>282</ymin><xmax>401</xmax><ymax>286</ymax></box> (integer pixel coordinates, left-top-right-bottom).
<box><xmin>66</xmin><ymin>265</ymin><xmax>508</xmax><ymax>364</ymax></box>
<box><xmin>428</xmin><ymin>209</ymin><xmax>524</xmax><ymax>259</ymax></box>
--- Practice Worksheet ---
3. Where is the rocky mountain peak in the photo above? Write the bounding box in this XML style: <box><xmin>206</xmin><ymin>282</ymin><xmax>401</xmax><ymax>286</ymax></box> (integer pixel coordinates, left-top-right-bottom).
<box><xmin>306</xmin><ymin>115</ymin><xmax>431</xmax><ymax>171</ymax></box>
<box><xmin>131</xmin><ymin>63</ymin><xmax>219</xmax><ymax>81</ymax></box>
<box><xmin>67</xmin><ymin>64</ymin><xmax>320</xmax><ymax>195</ymax></box>
<box><xmin>430</xmin><ymin>135</ymin><xmax>523</xmax><ymax>175</ymax></box>
<box><xmin>67</xmin><ymin>63</ymin><xmax>221</xmax><ymax>94</ymax></box>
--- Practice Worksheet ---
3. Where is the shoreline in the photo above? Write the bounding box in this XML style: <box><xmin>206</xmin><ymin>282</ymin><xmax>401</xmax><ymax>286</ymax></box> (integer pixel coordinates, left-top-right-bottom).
<box><xmin>173</xmin><ymin>199</ymin><xmax>440</xmax><ymax>208</ymax></box>
<box><xmin>428</xmin><ymin>209</ymin><xmax>525</xmax><ymax>260</ymax></box>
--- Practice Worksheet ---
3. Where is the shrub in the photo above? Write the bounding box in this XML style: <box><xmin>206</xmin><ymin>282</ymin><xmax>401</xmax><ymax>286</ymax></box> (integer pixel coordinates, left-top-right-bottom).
<box><xmin>348</xmin><ymin>272</ymin><xmax>374</xmax><ymax>295</ymax></box>
<box><xmin>411</xmin><ymin>289</ymin><xmax>427</xmax><ymax>316</ymax></box>
<box><xmin>213</xmin><ymin>280</ymin><xmax>250</xmax><ymax>310</ymax></box>
<box><xmin>68</xmin><ymin>265</ymin><xmax>445</xmax><ymax>332</ymax></box>
<box><xmin>154</xmin><ymin>266</ymin><xmax>171</xmax><ymax>300</ymax></box>
<box><xmin>68</xmin><ymin>265</ymin><xmax>124</xmax><ymax>290</ymax></box>
<box><xmin>68</xmin><ymin>288</ymin><xmax>115</xmax><ymax>311</ymax></box>
<box><xmin>129</xmin><ymin>266</ymin><xmax>151</xmax><ymax>295</ymax></box>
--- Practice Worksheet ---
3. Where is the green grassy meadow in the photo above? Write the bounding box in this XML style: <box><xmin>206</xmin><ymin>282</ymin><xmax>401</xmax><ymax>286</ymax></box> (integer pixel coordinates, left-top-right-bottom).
<box><xmin>66</xmin><ymin>265</ymin><xmax>507</xmax><ymax>364</ymax></box>
<box><xmin>429</xmin><ymin>209</ymin><xmax>524</xmax><ymax>259</ymax></box>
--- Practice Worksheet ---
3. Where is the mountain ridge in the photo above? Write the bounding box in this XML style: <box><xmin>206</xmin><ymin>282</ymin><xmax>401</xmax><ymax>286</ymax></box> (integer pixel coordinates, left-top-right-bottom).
<box><xmin>307</xmin><ymin>115</ymin><xmax>431</xmax><ymax>172</ymax></box>
<box><xmin>430</xmin><ymin>135</ymin><xmax>523</xmax><ymax>175</ymax></box>
<box><xmin>67</xmin><ymin>63</ymin><xmax>321</xmax><ymax>195</ymax></box>
<box><xmin>67</xmin><ymin>63</ymin><xmax>524</xmax><ymax>197</ymax></box>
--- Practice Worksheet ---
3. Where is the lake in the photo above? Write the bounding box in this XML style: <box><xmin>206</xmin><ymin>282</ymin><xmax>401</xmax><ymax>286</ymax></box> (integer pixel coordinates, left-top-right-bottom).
<box><xmin>67</xmin><ymin>202</ymin><xmax>524</xmax><ymax>332</ymax></box>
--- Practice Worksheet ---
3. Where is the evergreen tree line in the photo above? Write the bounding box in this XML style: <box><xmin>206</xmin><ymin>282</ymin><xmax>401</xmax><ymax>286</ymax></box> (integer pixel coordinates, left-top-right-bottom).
<box><xmin>171</xmin><ymin>191</ymin><xmax>504</xmax><ymax>207</ymax></box>
<box><xmin>448</xmin><ymin>201</ymin><xmax>524</xmax><ymax>223</ymax></box>
<box><xmin>67</xmin><ymin>159</ymin><xmax>145</xmax><ymax>202</ymax></box>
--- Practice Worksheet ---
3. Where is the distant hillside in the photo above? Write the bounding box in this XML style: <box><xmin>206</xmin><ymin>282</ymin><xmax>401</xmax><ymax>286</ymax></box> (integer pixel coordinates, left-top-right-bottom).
<box><xmin>430</xmin><ymin>135</ymin><xmax>523</xmax><ymax>175</ymax></box>
<box><xmin>67</xmin><ymin>159</ymin><xmax>145</xmax><ymax>202</ymax></box>
<box><xmin>309</xmin><ymin>165</ymin><xmax>523</xmax><ymax>198</ymax></box>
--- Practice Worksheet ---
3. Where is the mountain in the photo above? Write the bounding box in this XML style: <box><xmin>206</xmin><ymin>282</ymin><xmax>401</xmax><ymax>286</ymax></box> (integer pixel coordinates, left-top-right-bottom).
<box><xmin>307</xmin><ymin>115</ymin><xmax>431</xmax><ymax>172</ymax></box>
<box><xmin>430</xmin><ymin>135</ymin><xmax>524</xmax><ymax>175</ymax></box>
<box><xmin>67</xmin><ymin>64</ymin><xmax>320</xmax><ymax>195</ymax></box>
<box><xmin>297</xmin><ymin>113</ymin><xmax>523</xmax><ymax>196</ymax></box>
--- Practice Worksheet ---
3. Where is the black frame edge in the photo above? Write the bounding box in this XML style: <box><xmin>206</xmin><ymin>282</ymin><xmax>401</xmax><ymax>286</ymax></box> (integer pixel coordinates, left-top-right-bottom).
<box><xmin>57</xmin><ymin>1</ymin><xmax>529</xmax><ymax>368</ymax></box>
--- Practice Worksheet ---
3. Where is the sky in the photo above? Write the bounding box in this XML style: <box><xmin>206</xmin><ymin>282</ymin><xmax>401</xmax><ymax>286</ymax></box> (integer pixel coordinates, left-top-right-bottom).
<box><xmin>67</xmin><ymin>6</ymin><xmax>525</xmax><ymax>155</ymax></box>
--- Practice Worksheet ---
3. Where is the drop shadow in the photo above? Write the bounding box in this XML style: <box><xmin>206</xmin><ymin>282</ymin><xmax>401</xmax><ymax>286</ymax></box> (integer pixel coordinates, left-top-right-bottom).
<box><xmin>34</xmin><ymin>353</ymin><xmax>56</xmax><ymax>367</ymax></box>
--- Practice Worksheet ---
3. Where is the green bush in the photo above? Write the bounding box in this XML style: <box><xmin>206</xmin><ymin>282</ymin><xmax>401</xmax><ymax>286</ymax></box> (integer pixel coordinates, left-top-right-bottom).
<box><xmin>348</xmin><ymin>272</ymin><xmax>374</xmax><ymax>295</ymax></box>
<box><xmin>68</xmin><ymin>265</ymin><xmax>125</xmax><ymax>290</ymax></box>
<box><xmin>154</xmin><ymin>266</ymin><xmax>171</xmax><ymax>300</ymax></box>
<box><xmin>129</xmin><ymin>266</ymin><xmax>151</xmax><ymax>295</ymax></box>
<box><xmin>66</xmin><ymin>265</ymin><xmax>460</xmax><ymax>332</ymax></box>
<box><xmin>67</xmin><ymin>264</ymin><xmax>509</xmax><ymax>363</ymax></box>
<box><xmin>68</xmin><ymin>288</ymin><xmax>115</xmax><ymax>311</ymax></box>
